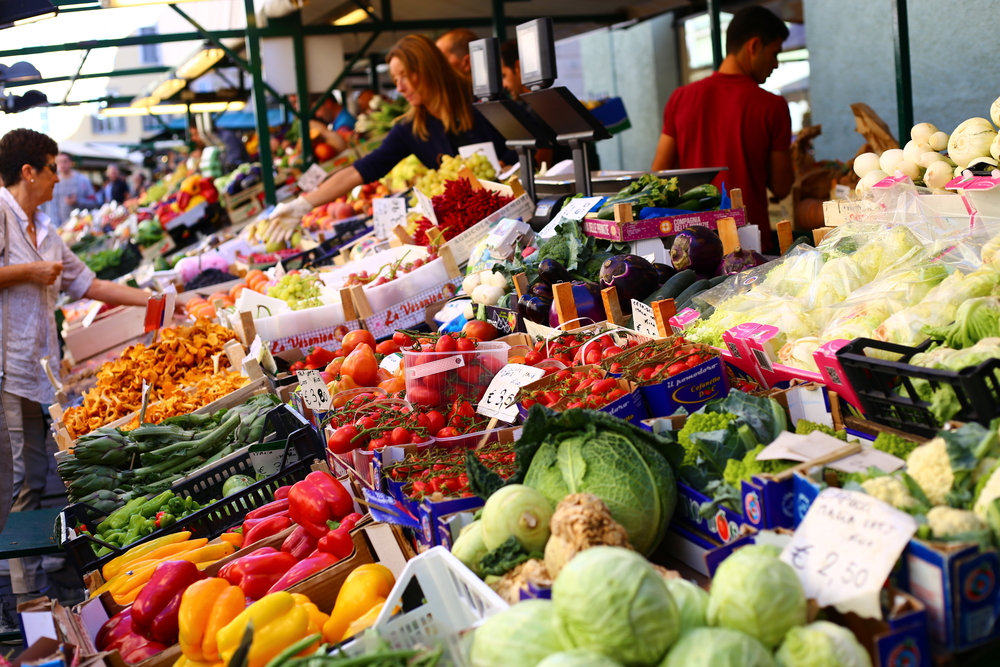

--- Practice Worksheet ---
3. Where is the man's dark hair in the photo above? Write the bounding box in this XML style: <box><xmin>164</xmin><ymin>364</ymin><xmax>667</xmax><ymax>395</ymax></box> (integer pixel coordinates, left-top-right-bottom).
<box><xmin>0</xmin><ymin>128</ymin><xmax>58</xmax><ymax>187</ymax></box>
<box><xmin>438</xmin><ymin>28</ymin><xmax>479</xmax><ymax>58</ymax></box>
<box><xmin>726</xmin><ymin>6</ymin><xmax>789</xmax><ymax>55</ymax></box>
<box><xmin>500</xmin><ymin>39</ymin><xmax>519</xmax><ymax>69</ymax></box>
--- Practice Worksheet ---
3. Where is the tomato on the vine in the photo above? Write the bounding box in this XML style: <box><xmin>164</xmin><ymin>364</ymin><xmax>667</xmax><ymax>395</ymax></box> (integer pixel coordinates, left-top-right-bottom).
<box><xmin>393</xmin><ymin>331</ymin><xmax>413</xmax><ymax>347</ymax></box>
<box><xmin>435</xmin><ymin>335</ymin><xmax>457</xmax><ymax>353</ymax></box>
<box><xmin>462</xmin><ymin>320</ymin><xmax>498</xmax><ymax>341</ymax></box>
<box><xmin>390</xmin><ymin>427</ymin><xmax>412</xmax><ymax>446</ymax></box>
<box><xmin>327</xmin><ymin>425</ymin><xmax>359</xmax><ymax>455</ymax></box>
<box><xmin>376</xmin><ymin>340</ymin><xmax>400</xmax><ymax>355</ymax></box>
<box><xmin>456</xmin><ymin>337</ymin><xmax>477</xmax><ymax>352</ymax></box>
<box><xmin>425</xmin><ymin>410</ymin><xmax>445</xmax><ymax>434</ymax></box>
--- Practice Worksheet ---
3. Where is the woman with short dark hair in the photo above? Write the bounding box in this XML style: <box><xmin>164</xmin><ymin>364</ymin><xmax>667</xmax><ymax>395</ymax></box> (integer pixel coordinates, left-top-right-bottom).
<box><xmin>0</xmin><ymin>128</ymin><xmax>150</xmax><ymax>603</ymax></box>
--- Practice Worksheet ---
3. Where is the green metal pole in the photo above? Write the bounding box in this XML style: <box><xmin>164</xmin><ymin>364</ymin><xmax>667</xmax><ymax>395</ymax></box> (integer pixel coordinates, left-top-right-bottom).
<box><xmin>292</xmin><ymin>30</ymin><xmax>313</xmax><ymax>169</ymax></box>
<box><xmin>2</xmin><ymin>66</ymin><xmax>172</xmax><ymax>88</ymax></box>
<box><xmin>492</xmin><ymin>0</ymin><xmax>506</xmax><ymax>42</ymax></box>
<box><xmin>243</xmin><ymin>0</ymin><xmax>277</xmax><ymax>206</ymax></box>
<box><xmin>186</xmin><ymin>105</ymin><xmax>194</xmax><ymax>147</ymax></box>
<box><xmin>62</xmin><ymin>49</ymin><xmax>91</xmax><ymax>104</ymax></box>
<box><xmin>891</xmin><ymin>0</ymin><xmax>913</xmax><ymax>138</ymax></box>
<box><xmin>706</xmin><ymin>0</ymin><xmax>723</xmax><ymax>70</ymax></box>
<box><xmin>0</xmin><ymin>30</ymin><xmax>245</xmax><ymax>59</ymax></box>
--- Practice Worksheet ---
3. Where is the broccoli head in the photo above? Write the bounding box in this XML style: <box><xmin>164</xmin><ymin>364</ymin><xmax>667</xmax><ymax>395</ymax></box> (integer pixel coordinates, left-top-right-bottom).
<box><xmin>873</xmin><ymin>430</ymin><xmax>921</xmax><ymax>460</ymax></box>
<box><xmin>795</xmin><ymin>419</ymin><xmax>847</xmax><ymax>441</ymax></box>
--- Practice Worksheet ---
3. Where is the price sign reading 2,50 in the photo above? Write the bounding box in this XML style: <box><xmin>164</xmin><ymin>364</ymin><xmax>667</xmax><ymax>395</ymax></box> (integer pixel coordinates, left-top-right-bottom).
<box><xmin>790</xmin><ymin>544</ymin><xmax>869</xmax><ymax>590</ymax></box>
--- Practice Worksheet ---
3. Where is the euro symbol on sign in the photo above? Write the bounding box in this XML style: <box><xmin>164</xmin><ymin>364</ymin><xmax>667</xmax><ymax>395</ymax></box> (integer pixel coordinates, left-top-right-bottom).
<box><xmin>791</xmin><ymin>545</ymin><xmax>812</xmax><ymax>569</ymax></box>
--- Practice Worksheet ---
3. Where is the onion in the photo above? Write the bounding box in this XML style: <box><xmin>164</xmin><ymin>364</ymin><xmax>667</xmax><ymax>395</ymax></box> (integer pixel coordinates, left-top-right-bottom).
<box><xmin>853</xmin><ymin>152</ymin><xmax>881</xmax><ymax>178</ymax></box>
<box><xmin>992</xmin><ymin>133</ymin><xmax>1000</xmax><ymax>162</ymax></box>
<box><xmin>992</xmin><ymin>95</ymin><xmax>1000</xmax><ymax>128</ymax></box>
<box><xmin>856</xmin><ymin>169</ymin><xmax>888</xmax><ymax>198</ymax></box>
<box><xmin>911</xmin><ymin>122</ymin><xmax>938</xmax><ymax>144</ymax></box>
<box><xmin>879</xmin><ymin>148</ymin><xmax>905</xmax><ymax>174</ymax></box>
<box><xmin>895</xmin><ymin>159</ymin><xmax>922</xmax><ymax>181</ymax></box>
<box><xmin>947</xmin><ymin>117</ymin><xmax>998</xmax><ymax>168</ymax></box>
<box><xmin>903</xmin><ymin>140</ymin><xmax>932</xmax><ymax>164</ymax></box>
<box><xmin>924</xmin><ymin>161</ymin><xmax>953</xmax><ymax>189</ymax></box>
<box><xmin>918</xmin><ymin>151</ymin><xmax>946</xmax><ymax>169</ymax></box>
<box><xmin>929</xmin><ymin>131</ymin><xmax>950</xmax><ymax>152</ymax></box>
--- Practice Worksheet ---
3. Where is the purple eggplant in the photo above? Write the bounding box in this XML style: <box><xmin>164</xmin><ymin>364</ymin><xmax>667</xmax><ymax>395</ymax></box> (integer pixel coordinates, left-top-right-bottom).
<box><xmin>652</xmin><ymin>263</ymin><xmax>677</xmax><ymax>286</ymax></box>
<box><xmin>718</xmin><ymin>247</ymin><xmax>768</xmax><ymax>275</ymax></box>
<box><xmin>518</xmin><ymin>294</ymin><xmax>553</xmax><ymax>325</ymax></box>
<box><xmin>670</xmin><ymin>226</ymin><xmax>724</xmax><ymax>278</ymax></box>
<box><xmin>598</xmin><ymin>255</ymin><xmax>660</xmax><ymax>315</ymax></box>
<box><xmin>548</xmin><ymin>281</ymin><xmax>606</xmax><ymax>328</ymax></box>
<box><xmin>531</xmin><ymin>282</ymin><xmax>554</xmax><ymax>300</ymax></box>
<box><xmin>538</xmin><ymin>259</ymin><xmax>574</xmax><ymax>286</ymax></box>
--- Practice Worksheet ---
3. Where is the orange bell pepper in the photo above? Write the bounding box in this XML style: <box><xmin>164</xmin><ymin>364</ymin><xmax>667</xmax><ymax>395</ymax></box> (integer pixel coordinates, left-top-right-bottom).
<box><xmin>321</xmin><ymin>564</ymin><xmax>394</xmax><ymax>644</ymax></box>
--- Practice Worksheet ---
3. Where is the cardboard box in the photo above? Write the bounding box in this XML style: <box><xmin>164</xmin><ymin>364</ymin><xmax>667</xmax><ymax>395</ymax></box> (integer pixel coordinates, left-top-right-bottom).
<box><xmin>515</xmin><ymin>365</ymin><xmax>647</xmax><ymax>424</ymax></box>
<box><xmin>62</xmin><ymin>306</ymin><xmax>147</xmax><ymax>363</ymax></box>
<box><xmin>581</xmin><ymin>206</ymin><xmax>746</xmax><ymax>242</ymax></box>
<box><xmin>822</xmin><ymin>199</ymin><xmax>880</xmax><ymax>227</ymax></box>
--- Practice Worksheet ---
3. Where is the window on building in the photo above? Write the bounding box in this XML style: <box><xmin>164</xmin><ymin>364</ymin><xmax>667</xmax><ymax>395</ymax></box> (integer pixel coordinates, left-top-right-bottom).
<box><xmin>92</xmin><ymin>114</ymin><xmax>126</xmax><ymax>134</ymax></box>
<box><xmin>142</xmin><ymin>114</ymin><xmax>161</xmax><ymax>132</ymax></box>
<box><xmin>138</xmin><ymin>26</ymin><xmax>161</xmax><ymax>64</ymax></box>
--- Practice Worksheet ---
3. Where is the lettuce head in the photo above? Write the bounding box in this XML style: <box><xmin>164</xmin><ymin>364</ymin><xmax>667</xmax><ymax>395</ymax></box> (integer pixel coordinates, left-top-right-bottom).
<box><xmin>470</xmin><ymin>599</ymin><xmax>566</xmax><ymax>667</ymax></box>
<box><xmin>538</xmin><ymin>650</ymin><xmax>624</xmax><ymax>667</ymax></box>
<box><xmin>775</xmin><ymin>621</ymin><xmax>872</xmax><ymax>667</ymax></box>
<box><xmin>662</xmin><ymin>628</ymin><xmax>776</xmax><ymax>667</ymax></box>
<box><xmin>664</xmin><ymin>578</ymin><xmax>709</xmax><ymax>635</ymax></box>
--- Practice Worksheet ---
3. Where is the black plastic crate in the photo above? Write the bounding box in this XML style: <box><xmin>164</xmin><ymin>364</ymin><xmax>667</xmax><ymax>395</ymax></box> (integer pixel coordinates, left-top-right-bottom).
<box><xmin>58</xmin><ymin>405</ymin><xmax>324</xmax><ymax>577</ymax></box>
<box><xmin>836</xmin><ymin>338</ymin><xmax>1000</xmax><ymax>438</ymax></box>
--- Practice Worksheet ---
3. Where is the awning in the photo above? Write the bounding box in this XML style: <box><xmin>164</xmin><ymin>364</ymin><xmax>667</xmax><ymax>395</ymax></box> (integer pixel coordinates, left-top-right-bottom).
<box><xmin>57</xmin><ymin>140</ymin><xmax>144</xmax><ymax>164</ymax></box>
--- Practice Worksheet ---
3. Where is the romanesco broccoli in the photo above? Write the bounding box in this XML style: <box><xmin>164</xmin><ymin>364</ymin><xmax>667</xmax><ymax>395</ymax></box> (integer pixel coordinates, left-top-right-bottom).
<box><xmin>678</xmin><ymin>412</ymin><xmax>737</xmax><ymax>466</ymax></box>
<box><xmin>723</xmin><ymin>444</ymin><xmax>797</xmax><ymax>487</ymax></box>
<box><xmin>873</xmin><ymin>431</ymin><xmax>921</xmax><ymax>460</ymax></box>
<box><xmin>795</xmin><ymin>420</ymin><xmax>847</xmax><ymax>440</ymax></box>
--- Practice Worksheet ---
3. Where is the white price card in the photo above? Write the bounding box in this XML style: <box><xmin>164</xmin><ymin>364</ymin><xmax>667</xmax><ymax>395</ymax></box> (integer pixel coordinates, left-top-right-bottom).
<box><xmin>297</xmin><ymin>163</ymin><xmax>329</xmax><ymax>193</ymax></box>
<box><xmin>477</xmin><ymin>363</ymin><xmax>545</xmax><ymax>422</ymax></box>
<box><xmin>537</xmin><ymin>196</ymin><xmax>604</xmax><ymax>238</ymax></box>
<box><xmin>458</xmin><ymin>142</ymin><xmax>501</xmax><ymax>175</ymax></box>
<box><xmin>413</xmin><ymin>188</ymin><xmax>439</xmax><ymax>226</ymax></box>
<box><xmin>379</xmin><ymin>352</ymin><xmax>403</xmax><ymax>375</ymax></box>
<box><xmin>373</xmin><ymin>197</ymin><xmax>407</xmax><ymax>240</ymax></box>
<box><xmin>631</xmin><ymin>299</ymin><xmax>659</xmax><ymax>337</ymax></box>
<box><xmin>296</xmin><ymin>369</ymin><xmax>332</xmax><ymax>411</ymax></box>
<box><xmin>781</xmin><ymin>488</ymin><xmax>917</xmax><ymax>619</ymax></box>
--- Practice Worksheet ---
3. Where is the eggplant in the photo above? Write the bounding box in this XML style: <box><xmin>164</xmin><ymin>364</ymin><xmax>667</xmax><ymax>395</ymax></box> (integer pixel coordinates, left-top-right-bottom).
<box><xmin>530</xmin><ymin>282</ymin><xmax>554</xmax><ymax>300</ymax></box>
<box><xmin>718</xmin><ymin>247</ymin><xmax>768</xmax><ymax>275</ymax></box>
<box><xmin>548</xmin><ymin>281</ymin><xmax>606</xmax><ymax>328</ymax></box>
<box><xmin>652</xmin><ymin>263</ymin><xmax>677</xmax><ymax>286</ymax></box>
<box><xmin>518</xmin><ymin>294</ymin><xmax>553</xmax><ymax>325</ymax></box>
<box><xmin>670</xmin><ymin>225</ymin><xmax>724</xmax><ymax>278</ymax></box>
<box><xmin>538</xmin><ymin>258</ymin><xmax>574</xmax><ymax>286</ymax></box>
<box><xmin>598</xmin><ymin>254</ymin><xmax>660</xmax><ymax>315</ymax></box>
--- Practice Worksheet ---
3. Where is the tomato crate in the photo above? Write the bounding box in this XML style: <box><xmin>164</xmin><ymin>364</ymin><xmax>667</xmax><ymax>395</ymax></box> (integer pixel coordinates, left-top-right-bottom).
<box><xmin>402</xmin><ymin>341</ymin><xmax>509</xmax><ymax>409</ymax></box>
<box><xmin>835</xmin><ymin>338</ymin><xmax>1000</xmax><ymax>438</ymax></box>
<box><xmin>57</xmin><ymin>405</ymin><xmax>324</xmax><ymax>577</ymax></box>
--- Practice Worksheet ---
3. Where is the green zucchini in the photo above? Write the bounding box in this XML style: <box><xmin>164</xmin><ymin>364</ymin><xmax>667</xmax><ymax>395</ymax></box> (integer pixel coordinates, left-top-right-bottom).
<box><xmin>678</xmin><ymin>183</ymin><xmax>720</xmax><ymax>203</ymax></box>
<box><xmin>709</xmin><ymin>275</ymin><xmax>729</xmax><ymax>286</ymax></box>
<box><xmin>674</xmin><ymin>279</ymin><xmax>712</xmax><ymax>311</ymax></box>
<box><xmin>642</xmin><ymin>269</ymin><xmax>697</xmax><ymax>306</ymax></box>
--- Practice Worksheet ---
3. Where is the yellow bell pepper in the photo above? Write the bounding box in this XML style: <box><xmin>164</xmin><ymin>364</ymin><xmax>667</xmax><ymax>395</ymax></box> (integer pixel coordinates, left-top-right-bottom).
<box><xmin>180</xmin><ymin>175</ymin><xmax>202</xmax><ymax>195</ymax></box>
<box><xmin>186</xmin><ymin>195</ymin><xmax>208</xmax><ymax>211</ymax></box>
<box><xmin>321</xmin><ymin>564</ymin><xmax>395</xmax><ymax>644</ymax></box>
<box><xmin>179</xmin><ymin>579</ymin><xmax>236</xmax><ymax>662</ymax></box>
<box><xmin>218</xmin><ymin>592</ymin><xmax>295</xmax><ymax>665</ymax></box>
<box><xmin>245</xmin><ymin>605</ymin><xmax>309</xmax><ymax>667</ymax></box>
<box><xmin>342</xmin><ymin>601</ymin><xmax>384</xmax><ymax>641</ymax></box>
<box><xmin>173</xmin><ymin>655</ymin><xmax>222</xmax><ymax>667</ymax></box>
<box><xmin>103</xmin><ymin>531</ymin><xmax>192</xmax><ymax>580</ymax></box>
<box><xmin>291</xmin><ymin>594</ymin><xmax>329</xmax><ymax>636</ymax></box>
<box><xmin>179</xmin><ymin>542</ymin><xmax>236</xmax><ymax>565</ymax></box>
<box><xmin>203</xmin><ymin>587</ymin><xmax>247</xmax><ymax>663</ymax></box>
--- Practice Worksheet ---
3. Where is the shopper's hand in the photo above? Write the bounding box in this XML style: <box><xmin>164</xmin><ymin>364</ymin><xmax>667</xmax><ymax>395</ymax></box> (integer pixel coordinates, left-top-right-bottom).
<box><xmin>264</xmin><ymin>196</ymin><xmax>313</xmax><ymax>244</ymax></box>
<box><xmin>25</xmin><ymin>261</ymin><xmax>63</xmax><ymax>286</ymax></box>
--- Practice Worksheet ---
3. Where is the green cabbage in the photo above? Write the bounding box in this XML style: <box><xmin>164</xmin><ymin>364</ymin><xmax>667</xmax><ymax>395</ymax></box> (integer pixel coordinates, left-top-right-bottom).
<box><xmin>775</xmin><ymin>621</ymin><xmax>872</xmax><ymax>667</ymax></box>
<box><xmin>663</xmin><ymin>579</ymin><xmax>709</xmax><ymax>635</ymax></box>
<box><xmin>706</xmin><ymin>549</ymin><xmax>807</xmax><ymax>648</ymax></box>
<box><xmin>470</xmin><ymin>599</ymin><xmax>566</xmax><ymax>667</ymax></box>
<box><xmin>553</xmin><ymin>547</ymin><xmax>679</xmax><ymax>667</ymax></box>
<box><xmin>518</xmin><ymin>407</ymin><xmax>680</xmax><ymax>555</ymax></box>
<box><xmin>661</xmin><ymin>627</ymin><xmax>776</xmax><ymax>667</ymax></box>
<box><xmin>538</xmin><ymin>650</ymin><xmax>625</xmax><ymax>667</ymax></box>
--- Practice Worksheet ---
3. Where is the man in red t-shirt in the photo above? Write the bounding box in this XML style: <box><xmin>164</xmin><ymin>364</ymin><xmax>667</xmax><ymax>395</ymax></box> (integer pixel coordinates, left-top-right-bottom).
<box><xmin>652</xmin><ymin>6</ymin><xmax>794</xmax><ymax>252</ymax></box>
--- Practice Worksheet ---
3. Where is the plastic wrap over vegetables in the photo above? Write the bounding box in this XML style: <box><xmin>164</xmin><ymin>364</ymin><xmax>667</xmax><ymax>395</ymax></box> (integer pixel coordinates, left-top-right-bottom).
<box><xmin>801</xmin><ymin>256</ymin><xmax>866</xmax><ymax>310</ymax></box>
<box><xmin>686</xmin><ymin>292</ymin><xmax>814</xmax><ymax>350</ymax></box>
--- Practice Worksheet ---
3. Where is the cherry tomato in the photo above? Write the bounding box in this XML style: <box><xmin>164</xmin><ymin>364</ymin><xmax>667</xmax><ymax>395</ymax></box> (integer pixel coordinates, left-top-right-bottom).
<box><xmin>342</xmin><ymin>330</ymin><xmax>376</xmax><ymax>355</ymax></box>
<box><xmin>368</xmin><ymin>436</ymin><xmax>390</xmax><ymax>451</ymax></box>
<box><xmin>435</xmin><ymin>335</ymin><xmax>457</xmax><ymax>353</ymax></box>
<box><xmin>390</xmin><ymin>427</ymin><xmax>412</xmax><ymax>445</ymax></box>
<box><xmin>524</xmin><ymin>350</ymin><xmax>544</xmax><ymax>366</ymax></box>
<box><xmin>424</xmin><ymin>410</ymin><xmax>445</xmax><ymax>434</ymax></box>
<box><xmin>456</xmin><ymin>337</ymin><xmax>477</xmax><ymax>352</ymax></box>
<box><xmin>667</xmin><ymin>362</ymin><xmax>687</xmax><ymax>376</ymax></box>
<box><xmin>393</xmin><ymin>331</ymin><xmax>413</xmax><ymax>347</ymax></box>
<box><xmin>436</xmin><ymin>426</ymin><xmax>460</xmax><ymax>438</ymax></box>
<box><xmin>602</xmin><ymin>346</ymin><xmax>624</xmax><ymax>360</ymax></box>
<box><xmin>585</xmin><ymin>349</ymin><xmax>602</xmax><ymax>365</ymax></box>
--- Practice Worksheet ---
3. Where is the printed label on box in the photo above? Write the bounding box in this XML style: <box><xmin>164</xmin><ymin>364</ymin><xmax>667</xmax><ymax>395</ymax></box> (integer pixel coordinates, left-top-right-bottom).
<box><xmin>373</xmin><ymin>197</ymin><xmax>407</xmax><ymax>240</ymax></box>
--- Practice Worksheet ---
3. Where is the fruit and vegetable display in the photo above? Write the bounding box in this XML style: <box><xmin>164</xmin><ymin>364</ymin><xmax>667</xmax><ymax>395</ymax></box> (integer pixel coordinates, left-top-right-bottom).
<box><xmin>410</xmin><ymin>177</ymin><xmax>512</xmax><ymax>247</ymax></box>
<box><xmin>412</xmin><ymin>153</ymin><xmax>497</xmax><ymax>197</ymax></box>
<box><xmin>595</xmin><ymin>174</ymin><xmax>722</xmax><ymax>219</ymax></box>
<box><xmin>301</xmin><ymin>182</ymin><xmax>389</xmax><ymax>231</ymax></box>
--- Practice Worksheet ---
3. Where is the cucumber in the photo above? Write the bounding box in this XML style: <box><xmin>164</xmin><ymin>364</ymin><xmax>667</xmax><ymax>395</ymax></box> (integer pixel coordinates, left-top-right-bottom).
<box><xmin>696</xmin><ymin>195</ymin><xmax>721</xmax><ymax>211</ymax></box>
<box><xmin>671</xmin><ymin>199</ymin><xmax>703</xmax><ymax>212</ymax></box>
<box><xmin>642</xmin><ymin>269</ymin><xmax>697</xmax><ymax>306</ymax></box>
<box><xmin>783</xmin><ymin>236</ymin><xmax>814</xmax><ymax>255</ymax></box>
<box><xmin>709</xmin><ymin>275</ymin><xmax>729</xmax><ymax>286</ymax></box>
<box><xmin>674</xmin><ymin>279</ymin><xmax>712</xmax><ymax>311</ymax></box>
<box><xmin>678</xmin><ymin>183</ymin><xmax>720</xmax><ymax>203</ymax></box>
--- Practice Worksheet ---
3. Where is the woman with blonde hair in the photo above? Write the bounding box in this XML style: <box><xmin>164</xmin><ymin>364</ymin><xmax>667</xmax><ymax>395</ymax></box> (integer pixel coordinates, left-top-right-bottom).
<box><xmin>266</xmin><ymin>34</ymin><xmax>513</xmax><ymax>241</ymax></box>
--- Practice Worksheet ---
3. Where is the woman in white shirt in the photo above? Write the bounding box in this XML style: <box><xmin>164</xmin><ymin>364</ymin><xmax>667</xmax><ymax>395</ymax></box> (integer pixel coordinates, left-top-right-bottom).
<box><xmin>0</xmin><ymin>128</ymin><xmax>150</xmax><ymax>603</ymax></box>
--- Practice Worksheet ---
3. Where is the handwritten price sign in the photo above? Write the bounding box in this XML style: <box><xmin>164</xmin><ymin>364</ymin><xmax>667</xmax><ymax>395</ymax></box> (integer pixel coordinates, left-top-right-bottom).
<box><xmin>296</xmin><ymin>369</ymin><xmax>332</xmax><ymax>412</ymax></box>
<box><xmin>477</xmin><ymin>364</ymin><xmax>545</xmax><ymax>422</ymax></box>
<box><xmin>780</xmin><ymin>488</ymin><xmax>916</xmax><ymax>619</ymax></box>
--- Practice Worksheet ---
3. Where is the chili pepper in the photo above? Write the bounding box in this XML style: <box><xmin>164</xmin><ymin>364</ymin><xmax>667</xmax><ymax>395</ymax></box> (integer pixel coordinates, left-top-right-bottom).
<box><xmin>220</xmin><ymin>548</ymin><xmax>298</xmax><ymax>600</ymax></box>
<box><xmin>245</xmin><ymin>499</ymin><xmax>290</xmax><ymax>521</ymax></box>
<box><xmin>131</xmin><ymin>560</ymin><xmax>205</xmax><ymax>644</ymax></box>
<box><xmin>273</xmin><ymin>486</ymin><xmax>292</xmax><ymax>500</ymax></box>
<box><xmin>243</xmin><ymin>514</ymin><xmax>292</xmax><ymax>546</ymax></box>
<box><xmin>287</xmin><ymin>472</ymin><xmax>353</xmax><ymax>538</ymax></box>
<box><xmin>314</xmin><ymin>527</ymin><xmax>352</xmax><ymax>560</ymax></box>
<box><xmin>179</xmin><ymin>578</ymin><xmax>245</xmax><ymax>663</ymax></box>
<box><xmin>322</xmin><ymin>564</ymin><xmax>395</xmax><ymax>644</ymax></box>
<box><xmin>280</xmin><ymin>524</ymin><xmax>318</xmax><ymax>561</ymax></box>
<box><xmin>217</xmin><ymin>592</ymin><xmax>295</xmax><ymax>665</ymax></box>
<box><xmin>266</xmin><ymin>552</ymin><xmax>338</xmax><ymax>594</ymax></box>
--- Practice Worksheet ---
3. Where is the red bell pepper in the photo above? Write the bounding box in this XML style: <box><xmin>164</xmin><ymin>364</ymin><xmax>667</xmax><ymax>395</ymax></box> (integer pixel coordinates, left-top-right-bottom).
<box><xmin>240</xmin><ymin>511</ymin><xmax>289</xmax><ymax>534</ymax></box>
<box><xmin>266</xmin><ymin>552</ymin><xmax>339</xmax><ymax>595</ymax></box>
<box><xmin>315</xmin><ymin>526</ymin><xmax>353</xmax><ymax>560</ymax></box>
<box><xmin>219</xmin><ymin>547</ymin><xmax>298</xmax><ymax>600</ymax></box>
<box><xmin>281</xmin><ymin>524</ymin><xmax>319</xmax><ymax>560</ymax></box>
<box><xmin>305</xmin><ymin>347</ymin><xmax>336</xmax><ymax>369</ymax></box>
<box><xmin>339</xmin><ymin>513</ymin><xmax>363</xmax><ymax>532</ymax></box>
<box><xmin>245</xmin><ymin>498</ymin><xmax>289</xmax><ymax>521</ymax></box>
<box><xmin>288</xmin><ymin>471</ymin><xmax>354</xmax><ymax>538</ymax></box>
<box><xmin>131</xmin><ymin>560</ymin><xmax>204</xmax><ymax>644</ymax></box>
<box><xmin>274</xmin><ymin>485</ymin><xmax>292</xmax><ymax>500</ymax></box>
<box><xmin>103</xmin><ymin>611</ymin><xmax>168</xmax><ymax>666</ymax></box>
<box><xmin>96</xmin><ymin>609</ymin><xmax>134</xmax><ymax>651</ymax></box>
<box><xmin>242</xmin><ymin>514</ymin><xmax>292</xmax><ymax>546</ymax></box>
<box><xmin>123</xmin><ymin>641</ymin><xmax>169</xmax><ymax>665</ymax></box>
<box><xmin>177</xmin><ymin>191</ymin><xmax>191</xmax><ymax>211</ymax></box>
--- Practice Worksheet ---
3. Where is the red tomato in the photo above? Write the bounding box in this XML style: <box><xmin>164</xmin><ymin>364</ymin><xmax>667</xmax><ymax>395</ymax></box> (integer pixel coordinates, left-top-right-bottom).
<box><xmin>462</xmin><ymin>320</ymin><xmax>498</xmax><ymax>341</ymax></box>
<box><xmin>376</xmin><ymin>340</ymin><xmax>400</xmax><ymax>355</ymax></box>
<box><xmin>435</xmin><ymin>335</ymin><xmax>457</xmax><ymax>353</ymax></box>
<box><xmin>456</xmin><ymin>337</ymin><xmax>477</xmax><ymax>352</ymax></box>
<box><xmin>436</xmin><ymin>427</ymin><xmax>460</xmax><ymax>439</ymax></box>
<box><xmin>341</xmin><ymin>343</ymin><xmax>379</xmax><ymax>387</ymax></box>
<box><xmin>591</xmin><ymin>378</ymin><xmax>618</xmax><ymax>394</ymax></box>
<box><xmin>342</xmin><ymin>330</ymin><xmax>376</xmax><ymax>355</ymax></box>
<box><xmin>524</xmin><ymin>350</ymin><xmax>544</xmax><ymax>366</ymax></box>
<box><xmin>368</xmin><ymin>436</ymin><xmax>390</xmax><ymax>451</ymax></box>
<box><xmin>390</xmin><ymin>427</ymin><xmax>411</xmax><ymax>445</ymax></box>
<box><xmin>425</xmin><ymin>410</ymin><xmax>445</xmax><ymax>434</ymax></box>
<box><xmin>393</xmin><ymin>331</ymin><xmax>413</xmax><ymax>347</ymax></box>
<box><xmin>327</xmin><ymin>425</ymin><xmax>360</xmax><ymax>455</ymax></box>
<box><xmin>602</xmin><ymin>346</ymin><xmax>624</xmax><ymax>360</ymax></box>
<box><xmin>408</xmin><ymin>386</ymin><xmax>441</xmax><ymax>406</ymax></box>
<box><xmin>667</xmin><ymin>362</ymin><xmax>687</xmax><ymax>376</ymax></box>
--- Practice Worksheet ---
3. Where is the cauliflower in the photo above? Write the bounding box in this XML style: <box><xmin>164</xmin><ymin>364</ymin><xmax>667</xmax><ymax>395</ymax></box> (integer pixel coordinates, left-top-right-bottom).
<box><xmin>906</xmin><ymin>438</ymin><xmax>954</xmax><ymax>506</ymax></box>
<box><xmin>926</xmin><ymin>506</ymin><xmax>986</xmax><ymax>539</ymax></box>
<box><xmin>861</xmin><ymin>476</ymin><xmax>918</xmax><ymax>511</ymax></box>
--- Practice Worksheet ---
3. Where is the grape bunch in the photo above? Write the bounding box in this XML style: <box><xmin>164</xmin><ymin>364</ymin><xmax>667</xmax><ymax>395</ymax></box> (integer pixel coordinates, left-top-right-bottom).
<box><xmin>267</xmin><ymin>272</ymin><xmax>323</xmax><ymax>311</ymax></box>
<box><xmin>343</xmin><ymin>252</ymin><xmax>438</xmax><ymax>287</ymax></box>
<box><xmin>413</xmin><ymin>154</ymin><xmax>496</xmax><ymax>197</ymax></box>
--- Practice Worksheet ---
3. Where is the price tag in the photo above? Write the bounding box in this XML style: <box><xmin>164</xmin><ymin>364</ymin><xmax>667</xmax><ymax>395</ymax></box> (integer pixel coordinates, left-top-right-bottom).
<box><xmin>380</xmin><ymin>352</ymin><xmax>403</xmax><ymax>375</ymax></box>
<box><xmin>414</xmin><ymin>189</ymin><xmax>439</xmax><ymax>226</ymax></box>
<box><xmin>297</xmin><ymin>163</ymin><xmax>329</xmax><ymax>193</ymax></box>
<box><xmin>537</xmin><ymin>196</ymin><xmax>603</xmax><ymax>239</ymax></box>
<box><xmin>631</xmin><ymin>299</ymin><xmax>659</xmax><ymax>337</ymax></box>
<box><xmin>477</xmin><ymin>363</ymin><xmax>545</xmax><ymax>422</ymax></box>
<box><xmin>373</xmin><ymin>198</ymin><xmax>407</xmax><ymax>240</ymax></box>
<box><xmin>138</xmin><ymin>380</ymin><xmax>152</xmax><ymax>424</ymax></box>
<box><xmin>296</xmin><ymin>369</ymin><xmax>332</xmax><ymax>411</ymax></box>
<box><xmin>780</xmin><ymin>488</ymin><xmax>917</xmax><ymax>619</ymax></box>
<box><xmin>458</xmin><ymin>141</ymin><xmax>502</xmax><ymax>175</ymax></box>
<box><xmin>249</xmin><ymin>441</ymin><xmax>301</xmax><ymax>476</ymax></box>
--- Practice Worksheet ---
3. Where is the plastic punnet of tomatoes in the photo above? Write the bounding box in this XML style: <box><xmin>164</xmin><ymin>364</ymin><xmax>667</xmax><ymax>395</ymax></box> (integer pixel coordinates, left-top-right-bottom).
<box><xmin>602</xmin><ymin>337</ymin><xmax>716</xmax><ymax>383</ymax></box>
<box><xmin>401</xmin><ymin>338</ymin><xmax>509</xmax><ymax>408</ymax></box>
<box><xmin>515</xmin><ymin>364</ymin><xmax>647</xmax><ymax>422</ymax></box>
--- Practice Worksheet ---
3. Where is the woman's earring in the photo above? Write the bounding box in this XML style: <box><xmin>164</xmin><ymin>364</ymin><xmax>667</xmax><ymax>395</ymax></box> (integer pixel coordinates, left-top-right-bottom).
<box><xmin>30</xmin><ymin>179</ymin><xmax>35</xmax><ymax>183</ymax></box>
